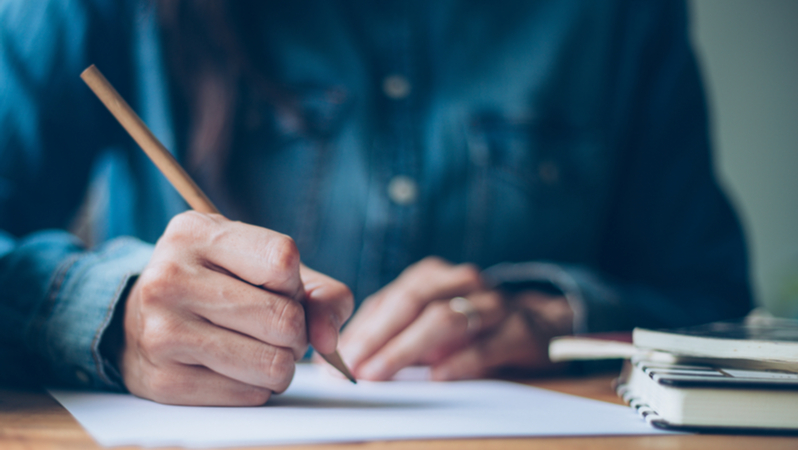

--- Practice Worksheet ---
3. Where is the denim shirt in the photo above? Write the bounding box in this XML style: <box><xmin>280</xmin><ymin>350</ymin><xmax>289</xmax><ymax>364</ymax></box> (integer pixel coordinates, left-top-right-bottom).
<box><xmin>0</xmin><ymin>0</ymin><xmax>752</xmax><ymax>390</ymax></box>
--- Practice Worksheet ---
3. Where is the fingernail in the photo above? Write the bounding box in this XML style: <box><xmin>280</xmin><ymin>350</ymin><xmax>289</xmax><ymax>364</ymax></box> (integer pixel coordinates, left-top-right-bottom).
<box><xmin>329</xmin><ymin>315</ymin><xmax>341</xmax><ymax>350</ymax></box>
<box><xmin>330</xmin><ymin>312</ymin><xmax>342</xmax><ymax>331</ymax></box>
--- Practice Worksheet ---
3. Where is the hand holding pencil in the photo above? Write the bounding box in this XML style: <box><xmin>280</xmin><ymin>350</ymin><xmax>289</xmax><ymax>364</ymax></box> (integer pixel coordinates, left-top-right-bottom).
<box><xmin>81</xmin><ymin>65</ymin><xmax>354</xmax><ymax>406</ymax></box>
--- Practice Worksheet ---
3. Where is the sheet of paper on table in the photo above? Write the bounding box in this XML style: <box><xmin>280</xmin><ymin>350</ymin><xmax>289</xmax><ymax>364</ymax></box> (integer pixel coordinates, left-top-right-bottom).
<box><xmin>49</xmin><ymin>364</ymin><xmax>674</xmax><ymax>448</ymax></box>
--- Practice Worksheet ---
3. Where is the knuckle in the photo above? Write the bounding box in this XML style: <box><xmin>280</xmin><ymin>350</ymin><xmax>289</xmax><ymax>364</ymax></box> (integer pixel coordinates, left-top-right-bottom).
<box><xmin>457</xmin><ymin>263</ymin><xmax>482</xmax><ymax>284</ymax></box>
<box><xmin>419</xmin><ymin>256</ymin><xmax>447</xmax><ymax>271</ymax></box>
<box><xmin>254</xmin><ymin>346</ymin><xmax>276</xmax><ymax>375</ymax></box>
<box><xmin>399</xmin><ymin>256</ymin><xmax>441</xmax><ymax>279</ymax></box>
<box><xmin>424</xmin><ymin>255</ymin><xmax>445</xmax><ymax>265</ymax></box>
<box><xmin>163</xmin><ymin>212</ymin><xmax>227</xmax><ymax>250</ymax></box>
<box><xmin>138</xmin><ymin>315</ymin><xmax>176</xmax><ymax>357</ymax></box>
<box><xmin>164</xmin><ymin>211</ymin><xmax>205</xmax><ymax>242</ymax></box>
<box><xmin>137</xmin><ymin>262</ymin><xmax>180</xmax><ymax>305</ymax></box>
<box><xmin>275</xmin><ymin>299</ymin><xmax>306</xmax><ymax>341</ymax></box>
<box><xmin>262</xmin><ymin>347</ymin><xmax>295</xmax><ymax>390</ymax></box>
<box><xmin>267</xmin><ymin>235</ymin><xmax>300</xmax><ymax>273</ymax></box>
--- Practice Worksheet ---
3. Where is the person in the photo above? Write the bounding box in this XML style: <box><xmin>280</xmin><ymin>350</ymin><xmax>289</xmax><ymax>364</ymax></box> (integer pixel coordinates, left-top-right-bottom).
<box><xmin>0</xmin><ymin>0</ymin><xmax>752</xmax><ymax>405</ymax></box>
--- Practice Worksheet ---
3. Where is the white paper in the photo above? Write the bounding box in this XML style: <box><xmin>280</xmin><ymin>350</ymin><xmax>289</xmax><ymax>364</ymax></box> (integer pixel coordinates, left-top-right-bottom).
<box><xmin>49</xmin><ymin>364</ymin><xmax>672</xmax><ymax>448</ymax></box>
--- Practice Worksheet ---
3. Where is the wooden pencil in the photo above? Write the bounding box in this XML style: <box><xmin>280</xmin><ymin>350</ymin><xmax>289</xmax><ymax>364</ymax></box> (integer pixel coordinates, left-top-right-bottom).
<box><xmin>81</xmin><ymin>64</ymin><xmax>356</xmax><ymax>384</ymax></box>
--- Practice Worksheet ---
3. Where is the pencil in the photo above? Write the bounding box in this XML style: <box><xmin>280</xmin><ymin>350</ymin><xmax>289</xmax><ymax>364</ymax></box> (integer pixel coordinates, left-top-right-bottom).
<box><xmin>81</xmin><ymin>64</ymin><xmax>356</xmax><ymax>384</ymax></box>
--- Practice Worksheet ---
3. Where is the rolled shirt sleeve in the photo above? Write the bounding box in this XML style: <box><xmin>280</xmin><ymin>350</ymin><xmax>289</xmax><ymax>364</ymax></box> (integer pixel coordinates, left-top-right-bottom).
<box><xmin>0</xmin><ymin>231</ymin><xmax>152</xmax><ymax>389</ymax></box>
<box><xmin>0</xmin><ymin>0</ymin><xmax>144</xmax><ymax>389</ymax></box>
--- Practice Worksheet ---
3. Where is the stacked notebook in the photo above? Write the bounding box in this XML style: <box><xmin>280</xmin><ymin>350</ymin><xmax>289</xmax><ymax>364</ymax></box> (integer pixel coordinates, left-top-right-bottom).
<box><xmin>550</xmin><ymin>316</ymin><xmax>798</xmax><ymax>432</ymax></box>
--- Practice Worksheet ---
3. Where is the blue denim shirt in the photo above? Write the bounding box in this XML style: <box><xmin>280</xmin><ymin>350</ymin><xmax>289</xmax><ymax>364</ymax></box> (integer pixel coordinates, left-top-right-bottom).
<box><xmin>0</xmin><ymin>0</ymin><xmax>752</xmax><ymax>390</ymax></box>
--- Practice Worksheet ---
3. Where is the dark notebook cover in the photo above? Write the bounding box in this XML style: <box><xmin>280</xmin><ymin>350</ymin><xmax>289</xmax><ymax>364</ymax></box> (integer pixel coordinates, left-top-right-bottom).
<box><xmin>663</xmin><ymin>318</ymin><xmax>797</xmax><ymax>342</ymax></box>
<box><xmin>639</xmin><ymin>361</ymin><xmax>797</xmax><ymax>390</ymax></box>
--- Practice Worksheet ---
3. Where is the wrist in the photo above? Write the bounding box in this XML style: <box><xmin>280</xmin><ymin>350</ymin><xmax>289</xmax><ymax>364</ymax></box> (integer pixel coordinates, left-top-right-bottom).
<box><xmin>508</xmin><ymin>290</ymin><xmax>574</xmax><ymax>340</ymax></box>
<box><xmin>98</xmin><ymin>275</ymin><xmax>138</xmax><ymax>389</ymax></box>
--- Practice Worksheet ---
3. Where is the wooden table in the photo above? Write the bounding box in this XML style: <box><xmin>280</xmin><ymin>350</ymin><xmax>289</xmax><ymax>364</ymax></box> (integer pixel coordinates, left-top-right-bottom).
<box><xmin>1</xmin><ymin>374</ymin><xmax>796</xmax><ymax>450</ymax></box>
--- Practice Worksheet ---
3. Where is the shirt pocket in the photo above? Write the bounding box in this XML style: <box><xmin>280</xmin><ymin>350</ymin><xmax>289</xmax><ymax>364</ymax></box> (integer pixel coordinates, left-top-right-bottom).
<box><xmin>234</xmin><ymin>84</ymin><xmax>353</xmax><ymax>253</ymax></box>
<box><xmin>462</xmin><ymin>110</ymin><xmax>612</xmax><ymax>265</ymax></box>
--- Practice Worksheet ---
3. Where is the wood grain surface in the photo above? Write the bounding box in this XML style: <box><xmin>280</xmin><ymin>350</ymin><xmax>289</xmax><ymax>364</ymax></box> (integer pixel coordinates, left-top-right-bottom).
<box><xmin>1</xmin><ymin>374</ymin><xmax>796</xmax><ymax>450</ymax></box>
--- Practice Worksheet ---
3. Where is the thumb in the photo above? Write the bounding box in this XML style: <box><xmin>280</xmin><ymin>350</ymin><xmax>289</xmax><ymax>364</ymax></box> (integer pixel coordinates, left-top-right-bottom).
<box><xmin>300</xmin><ymin>264</ymin><xmax>354</xmax><ymax>355</ymax></box>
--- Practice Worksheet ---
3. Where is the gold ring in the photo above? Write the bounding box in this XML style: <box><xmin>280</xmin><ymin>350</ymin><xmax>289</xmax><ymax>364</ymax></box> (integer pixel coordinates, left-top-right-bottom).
<box><xmin>449</xmin><ymin>296</ymin><xmax>482</xmax><ymax>334</ymax></box>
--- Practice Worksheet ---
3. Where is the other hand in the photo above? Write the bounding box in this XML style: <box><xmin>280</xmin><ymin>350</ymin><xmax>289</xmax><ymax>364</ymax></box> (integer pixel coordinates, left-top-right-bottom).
<box><xmin>338</xmin><ymin>257</ymin><xmax>572</xmax><ymax>381</ymax></box>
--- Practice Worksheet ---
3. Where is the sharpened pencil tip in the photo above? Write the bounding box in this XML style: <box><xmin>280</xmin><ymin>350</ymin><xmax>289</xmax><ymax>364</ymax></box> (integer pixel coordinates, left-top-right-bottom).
<box><xmin>320</xmin><ymin>350</ymin><xmax>357</xmax><ymax>385</ymax></box>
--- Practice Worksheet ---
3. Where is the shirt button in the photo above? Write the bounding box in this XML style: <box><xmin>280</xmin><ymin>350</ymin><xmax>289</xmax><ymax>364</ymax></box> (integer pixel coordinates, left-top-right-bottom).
<box><xmin>387</xmin><ymin>175</ymin><xmax>418</xmax><ymax>205</ymax></box>
<box><xmin>382</xmin><ymin>74</ymin><xmax>411</xmax><ymax>100</ymax></box>
<box><xmin>75</xmin><ymin>368</ymin><xmax>90</xmax><ymax>385</ymax></box>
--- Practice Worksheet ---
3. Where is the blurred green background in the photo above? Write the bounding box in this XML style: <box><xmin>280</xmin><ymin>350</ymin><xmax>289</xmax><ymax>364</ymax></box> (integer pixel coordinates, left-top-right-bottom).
<box><xmin>691</xmin><ymin>0</ymin><xmax>797</xmax><ymax>318</ymax></box>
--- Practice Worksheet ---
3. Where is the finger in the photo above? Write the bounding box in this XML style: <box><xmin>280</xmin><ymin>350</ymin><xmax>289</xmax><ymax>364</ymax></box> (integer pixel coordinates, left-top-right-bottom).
<box><xmin>128</xmin><ymin>363</ymin><xmax>273</xmax><ymax>406</ymax></box>
<box><xmin>342</xmin><ymin>290</ymin><xmax>505</xmax><ymax>374</ymax></box>
<box><xmin>430</xmin><ymin>341</ymin><xmax>490</xmax><ymax>381</ymax></box>
<box><xmin>340</xmin><ymin>290</ymin><xmax>504</xmax><ymax>367</ymax></box>
<box><xmin>182</xmin><ymin>269</ymin><xmax>308</xmax><ymax>359</ymax></box>
<box><xmin>337</xmin><ymin>293</ymin><xmax>384</xmax><ymax>348</ymax></box>
<box><xmin>161</xmin><ymin>212</ymin><xmax>302</xmax><ymax>297</ymax></box>
<box><xmin>172</xmin><ymin>320</ymin><xmax>297</xmax><ymax>393</ymax></box>
<box><xmin>340</xmin><ymin>258</ymin><xmax>482</xmax><ymax>369</ymax></box>
<box><xmin>431</xmin><ymin>314</ymin><xmax>546</xmax><ymax>381</ymax></box>
<box><xmin>416</xmin><ymin>292</ymin><xmax>507</xmax><ymax>365</ymax></box>
<box><xmin>459</xmin><ymin>290</ymin><xmax>508</xmax><ymax>331</ymax></box>
<box><xmin>338</xmin><ymin>292</ymin><xmax>385</xmax><ymax>341</ymax></box>
<box><xmin>356</xmin><ymin>301</ymin><xmax>470</xmax><ymax>381</ymax></box>
<box><xmin>301</xmin><ymin>265</ymin><xmax>354</xmax><ymax>355</ymax></box>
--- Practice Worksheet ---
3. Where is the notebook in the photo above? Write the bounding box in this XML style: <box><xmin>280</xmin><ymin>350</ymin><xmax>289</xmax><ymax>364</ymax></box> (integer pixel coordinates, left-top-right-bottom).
<box><xmin>616</xmin><ymin>359</ymin><xmax>798</xmax><ymax>432</ymax></box>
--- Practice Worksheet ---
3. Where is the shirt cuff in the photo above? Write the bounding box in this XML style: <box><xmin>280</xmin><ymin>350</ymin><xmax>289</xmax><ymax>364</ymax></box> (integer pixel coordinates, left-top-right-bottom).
<box><xmin>482</xmin><ymin>261</ymin><xmax>627</xmax><ymax>334</ymax></box>
<box><xmin>34</xmin><ymin>237</ymin><xmax>152</xmax><ymax>390</ymax></box>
